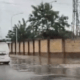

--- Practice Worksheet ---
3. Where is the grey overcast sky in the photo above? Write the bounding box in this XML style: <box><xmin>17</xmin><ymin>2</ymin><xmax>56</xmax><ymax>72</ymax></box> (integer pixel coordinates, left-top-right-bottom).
<box><xmin>0</xmin><ymin>0</ymin><xmax>72</xmax><ymax>39</ymax></box>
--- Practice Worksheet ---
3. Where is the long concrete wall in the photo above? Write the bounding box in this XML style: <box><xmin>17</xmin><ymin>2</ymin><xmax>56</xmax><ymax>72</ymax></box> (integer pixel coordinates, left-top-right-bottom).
<box><xmin>8</xmin><ymin>39</ymin><xmax>80</xmax><ymax>54</ymax></box>
<box><xmin>65</xmin><ymin>40</ymin><xmax>80</xmax><ymax>52</ymax></box>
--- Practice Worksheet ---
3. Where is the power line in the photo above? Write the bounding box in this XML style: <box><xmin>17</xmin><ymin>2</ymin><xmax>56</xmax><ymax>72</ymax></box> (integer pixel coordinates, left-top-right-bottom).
<box><xmin>49</xmin><ymin>0</ymin><xmax>71</xmax><ymax>6</ymax></box>
<box><xmin>0</xmin><ymin>1</ymin><xmax>30</xmax><ymax>8</ymax></box>
<box><xmin>49</xmin><ymin>0</ymin><xmax>57</xmax><ymax>3</ymax></box>
<box><xmin>0</xmin><ymin>1</ymin><xmax>21</xmax><ymax>5</ymax></box>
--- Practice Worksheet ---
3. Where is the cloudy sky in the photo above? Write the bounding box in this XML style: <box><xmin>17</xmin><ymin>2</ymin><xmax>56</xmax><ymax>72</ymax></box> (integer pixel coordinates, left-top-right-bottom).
<box><xmin>0</xmin><ymin>0</ymin><xmax>72</xmax><ymax>38</ymax></box>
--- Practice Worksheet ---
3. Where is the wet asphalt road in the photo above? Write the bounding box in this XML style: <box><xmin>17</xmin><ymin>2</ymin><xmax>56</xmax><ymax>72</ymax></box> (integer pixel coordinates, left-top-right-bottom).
<box><xmin>0</xmin><ymin>64</ymin><xmax>80</xmax><ymax>80</ymax></box>
<box><xmin>1</xmin><ymin>58</ymin><xmax>80</xmax><ymax>80</ymax></box>
<box><xmin>0</xmin><ymin>64</ymin><xmax>35</xmax><ymax>80</ymax></box>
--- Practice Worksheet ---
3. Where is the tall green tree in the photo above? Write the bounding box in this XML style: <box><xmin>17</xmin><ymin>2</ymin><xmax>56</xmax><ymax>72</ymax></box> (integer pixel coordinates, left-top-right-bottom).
<box><xmin>6</xmin><ymin>18</ymin><xmax>33</xmax><ymax>41</ymax></box>
<box><xmin>29</xmin><ymin>2</ymin><xmax>70</xmax><ymax>38</ymax></box>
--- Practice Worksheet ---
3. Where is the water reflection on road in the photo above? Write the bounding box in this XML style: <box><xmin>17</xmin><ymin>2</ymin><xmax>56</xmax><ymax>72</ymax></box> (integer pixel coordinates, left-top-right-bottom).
<box><xmin>9</xmin><ymin>58</ymin><xmax>80</xmax><ymax>80</ymax></box>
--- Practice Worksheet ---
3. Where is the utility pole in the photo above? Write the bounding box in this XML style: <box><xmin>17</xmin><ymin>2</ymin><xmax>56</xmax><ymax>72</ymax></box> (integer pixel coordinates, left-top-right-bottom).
<box><xmin>72</xmin><ymin>0</ymin><xmax>76</xmax><ymax>38</ymax></box>
<box><xmin>11</xmin><ymin>12</ymin><xmax>23</xmax><ymax>54</ymax></box>
<box><xmin>72</xmin><ymin>0</ymin><xmax>79</xmax><ymax>38</ymax></box>
<box><xmin>76</xmin><ymin>0</ymin><xmax>79</xmax><ymax>36</ymax></box>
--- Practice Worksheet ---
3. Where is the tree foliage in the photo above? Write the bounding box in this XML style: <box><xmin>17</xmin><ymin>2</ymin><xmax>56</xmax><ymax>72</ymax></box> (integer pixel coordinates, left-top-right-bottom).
<box><xmin>29</xmin><ymin>2</ymin><xmax>70</xmax><ymax>39</ymax></box>
<box><xmin>6</xmin><ymin>2</ymin><xmax>71</xmax><ymax>41</ymax></box>
<box><xmin>6</xmin><ymin>18</ymin><xmax>34</xmax><ymax>41</ymax></box>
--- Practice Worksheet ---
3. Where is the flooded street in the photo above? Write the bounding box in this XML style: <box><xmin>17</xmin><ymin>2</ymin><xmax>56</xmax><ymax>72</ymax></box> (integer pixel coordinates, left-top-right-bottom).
<box><xmin>0</xmin><ymin>65</ymin><xmax>35</xmax><ymax>80</ymax></box>
<box><xmin>0</xmin><ymin>58</ymin><xmax>79</xmax><ymax>80</ymax></box>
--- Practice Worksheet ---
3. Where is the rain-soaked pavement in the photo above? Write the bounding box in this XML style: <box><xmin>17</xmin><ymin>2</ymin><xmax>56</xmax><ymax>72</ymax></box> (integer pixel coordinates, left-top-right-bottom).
<box><xmin>1</xmin><ymin>58</ymin><xmax>80</xmax><ymax>80</ymax></box>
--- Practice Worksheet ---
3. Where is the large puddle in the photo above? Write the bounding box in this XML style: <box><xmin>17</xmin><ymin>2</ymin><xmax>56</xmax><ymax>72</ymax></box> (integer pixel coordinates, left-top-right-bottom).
<box><xmin>10</xmin><ymin>58</ymin><xmax>80</xmax><ymax>80</ymax></box>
